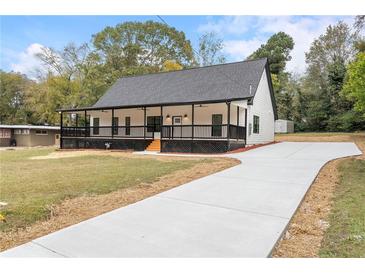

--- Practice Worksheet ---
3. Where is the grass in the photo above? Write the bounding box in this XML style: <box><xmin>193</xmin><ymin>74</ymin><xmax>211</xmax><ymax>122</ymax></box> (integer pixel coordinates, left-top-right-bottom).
<box><xmin>0</xmin><ymin>148</ymin><xmax>201</xmax><ymax>232</ymax></box>
<box><xmin>319</xmin><ymin>158</ymin><xmax>365</xmax><ymax>257</ymax></box>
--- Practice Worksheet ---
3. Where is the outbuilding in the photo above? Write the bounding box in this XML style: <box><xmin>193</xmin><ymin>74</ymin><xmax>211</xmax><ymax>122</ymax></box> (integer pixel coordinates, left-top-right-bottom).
<box><xmin>275</xmin><ymin>119</ymin><xmax>294</xmax><ymax>133</ymax></box>
<box><xmin>0</xmin><ymin>125</ymin><xmax>60</xmax><ymax>147</ymax></box>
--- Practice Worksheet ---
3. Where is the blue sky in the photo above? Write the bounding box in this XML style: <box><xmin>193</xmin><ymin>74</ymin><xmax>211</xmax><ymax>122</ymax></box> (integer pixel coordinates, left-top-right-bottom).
<box><xmin>0</xmin><ymin>15</ymin><xmax>354</xmax><ymax>78</ymax></box>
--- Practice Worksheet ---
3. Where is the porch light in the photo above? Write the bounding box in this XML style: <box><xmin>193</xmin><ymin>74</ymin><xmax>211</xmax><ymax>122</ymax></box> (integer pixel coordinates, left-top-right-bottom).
<box><xmin>184</xmin><ymin>114</ymin><xmax>188</xmax><ymax>118</ymax></box>
<box><xmin>166</xmin><ymin>114</ymin><xmax>170</xmax><ymax>119</ymax></box>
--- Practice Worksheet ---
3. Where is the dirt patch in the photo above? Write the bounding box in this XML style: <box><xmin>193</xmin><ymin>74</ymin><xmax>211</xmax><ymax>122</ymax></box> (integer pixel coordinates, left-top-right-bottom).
<box><xmin>272</xmin><ymin>133</ymin><xmax>364</xmax><ymax>257</ymax></box>
<box><xmin>0</xmin><ymin>157</ymin><xmax>239</xmax><ymax>251</ymax></box>
<box><xmin>29</xmin><ymin>149</ymin><xmax>209</xmax><ymax>162</ymax></box>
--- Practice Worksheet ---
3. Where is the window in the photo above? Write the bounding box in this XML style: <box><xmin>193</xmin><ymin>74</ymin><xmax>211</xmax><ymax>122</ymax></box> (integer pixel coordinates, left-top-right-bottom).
<box><xmin>14</xmin><ymin>129</ymin><xmax>22</xmax><ymax>135</ymax></box>
<box><xmin>211</xmin><ymin>114</ymin><xmax>223</xmax><ymax>137</ymax></box>
<box><xmin>253</xmin><ymin>115</ymin><xmax>260</xmax><ymax>134</ymax></box>
<box><xmin>147</xmin><ymin>116</ymin><xmax>161</xmax><ymax>132</ymax></box>
<box><xmin>125</xmin><ymin>117</ymin><xmax>130</xmax><ymax>135</ymax></box>
<box><xmin>22</xmin><ymin>129</ymin><xmax>29</xmax><ymax>135</ymax></box>
<box><xmin>112</xmin><ymin>117</ymin><xmax>119</xmax><ymax>135</ymax></box>
<box><xmin>0</xmin><ymin>129</ymin><xmax>11</xmax><ymax>138</ymax></box>
<box><xmin>93</xmin><ymin>118</ymin><xmax>100</xmax><ymax>135</ymax></box>
<box><xmin>35</xmin><ymin>130</ymin><xmax>48</xmax><ymax>135</ymax></box>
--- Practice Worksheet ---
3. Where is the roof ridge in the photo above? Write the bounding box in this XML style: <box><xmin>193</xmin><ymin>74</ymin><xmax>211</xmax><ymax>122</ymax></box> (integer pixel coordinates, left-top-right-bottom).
<box><xmin>114</xmin><ymin>58</ymin><xmax>268</xmax><ymax>81</ymax></box>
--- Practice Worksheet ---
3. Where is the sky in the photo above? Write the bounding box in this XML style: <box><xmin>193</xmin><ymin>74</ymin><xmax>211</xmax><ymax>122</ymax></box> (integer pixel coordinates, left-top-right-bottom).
<box><xmin>0</xmin><ymin>15</ymin><xmax>355</xmax><ymax>78</ymax></box>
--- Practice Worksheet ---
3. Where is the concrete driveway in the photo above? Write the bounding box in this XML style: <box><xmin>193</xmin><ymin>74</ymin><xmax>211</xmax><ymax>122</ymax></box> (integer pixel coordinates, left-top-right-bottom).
<box><xmin>1</xmin><ymin>142</ymin><xmax>361</xmax><ymax>257</ymax></box>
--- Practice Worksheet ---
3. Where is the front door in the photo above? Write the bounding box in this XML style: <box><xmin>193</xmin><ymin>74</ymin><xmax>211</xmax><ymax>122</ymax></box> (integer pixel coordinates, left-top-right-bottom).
<box><xmin>212</xmin><ymin>114</ymin><xmax>223</xmax><ymax>137</ymax></box>
<box><xmin>147</xmin><ymin>116</ymin><xmax>162</xmax><ymax>139</ymax></box>
<box><xmin>172</xmin><ymin>116</ymin><xmax>182</xmax><ymax>138</ymax></box>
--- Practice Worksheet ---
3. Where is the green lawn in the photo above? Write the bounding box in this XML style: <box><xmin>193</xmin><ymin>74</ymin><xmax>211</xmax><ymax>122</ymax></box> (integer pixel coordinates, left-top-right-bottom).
<box><xmin>0</xmin><ymin>148</ymin><xmax>201</xmax><ymax>232</ymax></box>
<box><xmin>319</xmin><ymin>158</ymin><xmax>365</xmax><ymax>257</ymax></box>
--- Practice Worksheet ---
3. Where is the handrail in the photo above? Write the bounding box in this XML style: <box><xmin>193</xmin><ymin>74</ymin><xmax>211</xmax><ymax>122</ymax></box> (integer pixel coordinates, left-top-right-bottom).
<box><xmin>61</xmin><ymin>124</ymin><xmax>246</xmax><ymax>140</ymax></box>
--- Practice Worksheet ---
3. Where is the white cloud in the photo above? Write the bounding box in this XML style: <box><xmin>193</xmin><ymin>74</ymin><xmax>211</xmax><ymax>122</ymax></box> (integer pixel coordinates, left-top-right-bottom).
<box><xmin>255</xmin><ymin>16</ymin><xmax>353</xmax><ymax>72</ymax></box>
<box><xmin>223</xmin><ymin>39</ymin><xmax>265</xmax><ymax>61</ymax></box>
<box><xmin>198</xmin><ymin>16</ymin><xmax>256</xmax><ymax>35</ymax></box>
<box><xmin>198</xmin><ymin>16</ymin><xmax>354</xmax><ymax>73</ymax></box>
<box><xmin>10</xmin><ymin>43</ymin><xmax>45</xmax><ymax>79</ymax></box>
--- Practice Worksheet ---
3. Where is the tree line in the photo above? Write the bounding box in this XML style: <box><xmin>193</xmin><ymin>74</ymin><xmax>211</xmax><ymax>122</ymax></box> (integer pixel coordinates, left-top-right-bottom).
<box><xmin>1</xmin><ymin>17</ymin><xmax>365</xmax><ymax>132</ymax></box>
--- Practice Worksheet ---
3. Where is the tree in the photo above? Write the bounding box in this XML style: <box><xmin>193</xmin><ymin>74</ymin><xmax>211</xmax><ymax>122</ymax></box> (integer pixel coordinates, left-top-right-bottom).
<box><xmin>197</xmin><ymin>32</ymin><xmax>226</xmax><ymax>66</ymax></box>
<box><xmin>162</xmin><ymin>60</ymin><xmax>183</xmax><ymax>71</ymax></box>
<box><xmin>342</xmin><ymin>52</ymin><xmax>365</xmax><ymax>115</ymax></box>
<box><xmin>0</xmin><ymin>71</ymin><xmax>33</xmax><ymax>124</ymax></box>
<box><xmin>248</xmin><ymin>32</ymin><xmax>294</xmax><ymax>75</ymax></box>
<box><xmin>354</xmin><ymin>15</ymin><xmax>365</xmax><ymax>32</ymax></box>
<box><xmin>327</xmin><ymin>56</ymin><xmax>352</xmax><ymax>114</ymax></box>
<box><xmin>247</xmin><ymin>32</ymin><xmax>294</xmax><ymax>120</ymax></box>
<box><xmin>354</xmin><ymin>16</ymin><xmax>365</xmax><ymax>53</ymax></box>
<box><xmin>36</xmin><ymin>43</ymin><xmax>109</xmax><ymax>116</ymax></box>
<box><xmin>92</xmin><ymin>20</ymin><xmax>195</xmax><ymax>81</ymax></box>
<box><xmin>302</xmin><ymin>21</ymin><xmax>359</xmax><ymax>131</ymax></box>
<box><xmin>305</xmin><ymin>21</ymin><xmax>356</xmax><ymax>92</ymax></box>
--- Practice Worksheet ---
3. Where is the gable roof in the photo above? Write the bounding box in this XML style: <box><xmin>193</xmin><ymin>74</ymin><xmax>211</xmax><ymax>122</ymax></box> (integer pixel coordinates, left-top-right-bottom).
<box><xmin>59</xmin><ymin>58</ymin><xmax>277</xmax><ymax>119</ymax></box>
<box><xmin>92</xmin><ymin>58</ymin><xmax>268</xmax><ymax>109</ymax></box>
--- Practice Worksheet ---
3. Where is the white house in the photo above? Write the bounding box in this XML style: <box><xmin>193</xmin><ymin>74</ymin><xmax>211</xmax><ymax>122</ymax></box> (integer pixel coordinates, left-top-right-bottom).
<box><xmin>58</xmin><ymin>58</ymin><xmax>277</xmax><ymax>153</ymax></box>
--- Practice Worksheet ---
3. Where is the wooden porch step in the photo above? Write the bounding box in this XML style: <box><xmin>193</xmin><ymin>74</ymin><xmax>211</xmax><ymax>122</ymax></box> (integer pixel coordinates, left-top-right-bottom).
<box><xmin>146</xmin><ymin>139</ymin><xmax>161</xmax><ymax>152</ymax></box>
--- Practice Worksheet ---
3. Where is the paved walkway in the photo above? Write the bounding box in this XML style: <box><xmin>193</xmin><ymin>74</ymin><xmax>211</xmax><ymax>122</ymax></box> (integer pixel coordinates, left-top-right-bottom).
<box><xmin>1</xmin><ymin>142</ymin><xmax>361</xmax><ymax>257</ymax></box>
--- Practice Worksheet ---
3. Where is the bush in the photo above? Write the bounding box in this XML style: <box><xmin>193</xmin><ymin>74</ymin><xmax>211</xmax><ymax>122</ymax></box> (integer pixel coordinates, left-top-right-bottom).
<box><xmin>327</xmin><ymin>111</ymin><xmax>365</xmax><ymax>132</ymax></box>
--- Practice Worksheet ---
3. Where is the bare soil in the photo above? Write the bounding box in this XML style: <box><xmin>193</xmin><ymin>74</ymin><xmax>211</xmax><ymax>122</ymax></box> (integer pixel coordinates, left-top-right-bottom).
<box><xmin>0</xmin><ymin>155</ymin><xmax>238</xmax><ymax>251</ymax></box>
<box><xmin>272</xmin><ymin>133</ymin><xmax>364</xmax><ymax>257</ymax></box>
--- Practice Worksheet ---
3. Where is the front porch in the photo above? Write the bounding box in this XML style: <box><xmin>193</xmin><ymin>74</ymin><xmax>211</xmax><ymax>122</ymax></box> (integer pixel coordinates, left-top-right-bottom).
<box><xmin>59</xmin><ymin>101</ymin><xmax>248</xmax><ymax>153</ymax></box>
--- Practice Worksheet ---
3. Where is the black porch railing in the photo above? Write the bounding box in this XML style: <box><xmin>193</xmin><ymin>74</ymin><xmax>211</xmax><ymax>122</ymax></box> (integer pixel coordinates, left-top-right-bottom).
<box><xmin>62</xmin><ymin>126</ymin><xmax>154</xmax><ymax>139</ymax></box>
<box><xmin>62</xmin><ymin>124</ymin><xmax>246</xmax><ymax>140</ymax></box>
<box><xmin>228</xmin><ymin>124</ymin><xmax>247</xmax><ymax>140</ymax></box>
<box><xmin>161</xmin><ymin>124</ymin><xmax>246</xmax><ymax>140</ymax></box>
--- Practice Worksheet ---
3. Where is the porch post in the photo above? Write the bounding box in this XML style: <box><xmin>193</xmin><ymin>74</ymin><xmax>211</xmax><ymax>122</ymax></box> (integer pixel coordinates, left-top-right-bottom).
<box><xmin>244</xmin><ymin>108</ymin><xmax>248</xmax><ymax>143</ymax></box>
<box><xmin>84</xmin><ymin>110</ymin><xmax>87</xmax><ymax>142</ymax></box>
<box><xmin>111</xmin><ymin>108</ymin><xmax>114</xmax><ymax>139</ymax></box>
<box><xmin>60</xmin><ymin>111</ymin><xmax>63</xmax><ymax>149</ymax></box>
<box><xmin>237</xmin><ymin>106</ymin><xmax>239</xmax><ymax>141</ymax></box>
<box><xmin>227</xmin><ymin>102</ymin><xmax>231</xmax><ymax>142</ymax></box>
<box><xmin>143</xmin><ymin>107</ymin><xmax>146</xmax><ymax>139</ymax></box>
<box><xmin>70</xmin><ymin>113</ymin><xmax>74</xmax><ymax>137</ymax></box>
<box><xmin>160</xmin><ymin>105</ymin><xmax>163</xmax><ymax>138</ymax></box>
<box><xmin>191</xmin><ymin>104</ymin><xmax>194</xmax><ymax>140</ymax></box>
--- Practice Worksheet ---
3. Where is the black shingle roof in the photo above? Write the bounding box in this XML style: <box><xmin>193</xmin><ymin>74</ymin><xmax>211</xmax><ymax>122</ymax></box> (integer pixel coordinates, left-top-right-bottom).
<box><xmin>92</xmin><ymin>58</ymin><xmax>269</xmax><ymax>109</ymax></box>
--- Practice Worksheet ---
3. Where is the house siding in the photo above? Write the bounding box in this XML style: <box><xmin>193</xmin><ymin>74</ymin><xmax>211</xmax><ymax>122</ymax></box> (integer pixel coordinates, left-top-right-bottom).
<box><xmin>246</xmin><ymin>68</ymin><xmax>275</xmax><ymax>145</ymax></box>
<box><xmin>29</xmin><ymin>129</ymin><xmax>59</xmax><ymax>146</ymax></box>
<box><xmin>89</xmin><ymin>102</ymin><xmax>246</xmax><ymax>131</ymax></box>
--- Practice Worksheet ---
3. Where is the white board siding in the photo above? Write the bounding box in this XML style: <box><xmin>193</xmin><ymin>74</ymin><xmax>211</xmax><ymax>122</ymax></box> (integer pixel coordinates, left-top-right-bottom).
<box><xmin>87</xmin><ymin>102</ymin><xmax>248</xmax><ymax>139</ymax></box>
<box><xmin>246</xmin><ymin>68</ymin><xmax>275</xmax><ymax>145</ymax></box>
<box><xmin>89</xmin><ymin>103</ymin><xmax>246</xmax><ymax>128</ymax></box>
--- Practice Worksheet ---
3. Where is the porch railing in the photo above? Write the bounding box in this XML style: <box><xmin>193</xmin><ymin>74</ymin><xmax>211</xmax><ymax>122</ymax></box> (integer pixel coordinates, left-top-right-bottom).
<box><xmin>62</xmin><ymin>126</ymin><xmax>153</xmax><ymax>139</ymax></box>
<box><xmin>161</xmin><ymin>124</ymin><xmax>246</xmax><ymax>140</ymax></box>
<box><xmin>62</xmin><ymin>124</ymin><xmax>246</xmax><ymax>140</ymax></box>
